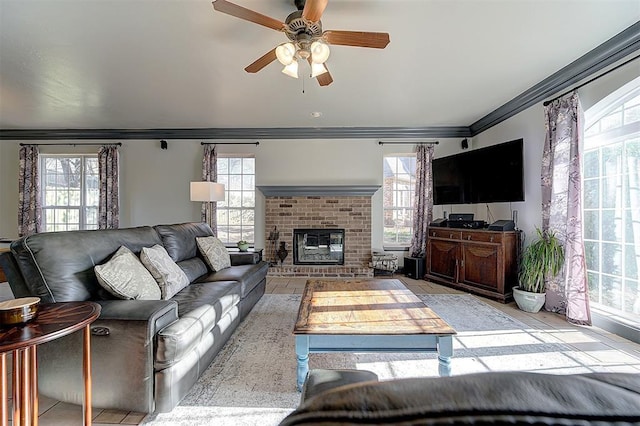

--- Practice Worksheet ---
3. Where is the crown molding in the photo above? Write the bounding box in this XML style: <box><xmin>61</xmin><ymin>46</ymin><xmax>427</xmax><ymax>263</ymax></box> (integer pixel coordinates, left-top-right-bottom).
<box><xmin>0</xmin><ymin>126</ymin><xmax>471</xmax><ymax>141</ymax></box>
<box><xmin>469</xmin><ymin>21</ymin><xmax>640</xmax><ymax>136</ymax></box>
<box><xmin>257</xmin><ymin>185</ymin><xmax>381</xmax><ymax>197</ymax></box>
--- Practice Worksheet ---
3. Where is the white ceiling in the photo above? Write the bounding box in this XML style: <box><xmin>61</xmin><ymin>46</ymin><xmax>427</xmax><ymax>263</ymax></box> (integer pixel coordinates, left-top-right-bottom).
<box><xmin>0</xmin><ymin>0</ymin><xmax>638</xmax><ymax>131</ymax></box>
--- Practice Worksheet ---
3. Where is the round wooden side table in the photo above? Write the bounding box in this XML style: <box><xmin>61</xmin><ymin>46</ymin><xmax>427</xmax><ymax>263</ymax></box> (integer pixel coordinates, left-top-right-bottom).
<box><xmin>0</xmin><ymin>301</ymin><xmax>101</xmax><ymax>426</ymax></box>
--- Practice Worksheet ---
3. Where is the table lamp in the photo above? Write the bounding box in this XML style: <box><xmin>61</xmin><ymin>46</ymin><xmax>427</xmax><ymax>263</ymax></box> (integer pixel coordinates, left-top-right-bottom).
<box><xmin>190</xmin><ymin>181</ymin><xmax>225</xmax><ymax>229</ymax></box>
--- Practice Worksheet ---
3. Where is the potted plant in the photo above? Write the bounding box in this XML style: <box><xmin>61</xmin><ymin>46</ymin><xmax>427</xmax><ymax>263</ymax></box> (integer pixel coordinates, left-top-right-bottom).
<box><xmin>237</xmin><ymin>240</ymin><xmax>250</xmax><ymax>252</ymax></box>
<box><xmin>514</xmin><ymin>228</ymin><xmax>565</xmax><ymax>313</ymax></box>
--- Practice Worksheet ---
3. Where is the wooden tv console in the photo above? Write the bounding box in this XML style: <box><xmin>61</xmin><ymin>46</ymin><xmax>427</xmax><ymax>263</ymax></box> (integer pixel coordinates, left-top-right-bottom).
<box><xmin>425</xmin><ymin>227</ymin><xmax>520</xmax><ymax>303</ymax></box>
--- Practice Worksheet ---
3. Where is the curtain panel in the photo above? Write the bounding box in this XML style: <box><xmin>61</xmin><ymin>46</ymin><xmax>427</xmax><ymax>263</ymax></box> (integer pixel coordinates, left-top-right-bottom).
<box><xmin>542</xmin><ymin>92</ymin><xmax>591</xmax><ymax>325</ymax></box>
<box><xmin>202</xmin><ymin>144</ymin><xmax>218</xmax><ymax>235</ymax></box>
<box><xmin>98</xmin><ymin>145</ymin><xmax>120</xmax><ymax>229</ymax></box>
<box><xmin>18</xmin><ymin>145</ymin><xmax>41</xmax><ymax>237</ymax></box>
<box><xmin>409</xmin><ymin>144</ymin><xmax>434</xmax><ymax>258</ymax></box>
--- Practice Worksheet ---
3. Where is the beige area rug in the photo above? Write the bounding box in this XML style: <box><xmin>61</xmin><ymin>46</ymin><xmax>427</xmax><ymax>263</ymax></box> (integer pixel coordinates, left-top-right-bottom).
<box><xmin>142</xmin><ymin>292</ymin><xmax>597</xmax><ymax>426</ymax></box>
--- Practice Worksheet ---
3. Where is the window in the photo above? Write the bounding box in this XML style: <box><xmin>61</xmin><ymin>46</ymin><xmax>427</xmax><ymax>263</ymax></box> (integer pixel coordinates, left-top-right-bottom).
<box><xmin>383</xmin><ymin>155</ymin><xmax>416</xmax><ymax>246</ymax></box>
<box><xmin>41</xmin><ymin>155</ymin><xmax>99</xmax><ymax>231</ymax></box>
<box><xmin>216</xmin><ymin>155</ymin><xmax>255</xmax><ymax>245</ymax></box>
<box><xmin>583</xmin><ymin>76</ymin><xmax>640</xmax><ymax>323</ymax></box>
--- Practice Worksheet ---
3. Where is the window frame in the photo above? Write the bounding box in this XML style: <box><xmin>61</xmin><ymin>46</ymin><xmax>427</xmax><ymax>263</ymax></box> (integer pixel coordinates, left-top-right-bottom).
<box><xmin>583</xmin><ymin>76</ymin><xmax>640</xmax><ymax>323</ymax></box>
<box><xmin>383</xmin><ymin>153</ymin><xmax>417</xmax><ymax>248</ymax></box>
<box><xmin>215</xmin><ymin>154</ymin><xmax>256</xmax><ymax>246</ymax></box>
<box><xmin>40</xmin><ymin>154</ymin><xmax>99</xmax><ymax>232</ymax></box>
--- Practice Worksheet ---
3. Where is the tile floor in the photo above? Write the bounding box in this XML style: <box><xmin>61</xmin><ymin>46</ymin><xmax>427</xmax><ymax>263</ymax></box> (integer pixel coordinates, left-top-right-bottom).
<box><xmin>3</xmin><ymin>275</ymin><xmax>640</xmax><ymax>425</ymax></box>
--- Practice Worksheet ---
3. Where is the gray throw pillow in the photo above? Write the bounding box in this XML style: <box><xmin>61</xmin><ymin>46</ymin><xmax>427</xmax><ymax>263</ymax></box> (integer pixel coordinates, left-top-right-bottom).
<box><xmin>196</xmin><ymin>236</ymin><xmax>231</xmax><ymax>272</ymax></box>
<box><xmin>95</xmin><ymin>246</ymin><xmax>161</xmax><ymax>300</ymax></box>
<box><xmin>140</xmin><ymin>244</ymin><xmax>190</xmax><ymax>299</ymax></box>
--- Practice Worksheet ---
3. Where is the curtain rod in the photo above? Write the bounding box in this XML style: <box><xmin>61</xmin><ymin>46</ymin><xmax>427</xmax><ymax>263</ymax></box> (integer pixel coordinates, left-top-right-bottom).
<box><xmin>19</xmin><ymin>142</ymin><xmax>122</xmax><ymax>147</ymax></box>
<box><xmin>201</xmin><ymin>142</ymin><xmax>260</xmax><ymax>145</ymax></box>
<box><xmin>543</xmin><ymin>53</ymin><xmax>640</xmax><ymax>106</ymax></box>
<box><xmin>378</xmin><ymin>141</ymin><xmax>439</xmax><ymax>145</ymax></box>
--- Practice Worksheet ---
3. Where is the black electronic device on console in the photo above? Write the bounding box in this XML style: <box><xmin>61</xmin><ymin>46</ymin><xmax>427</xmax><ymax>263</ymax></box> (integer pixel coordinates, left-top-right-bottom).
<box><xmin>429</xmin><ymin>218</ymin><xmax>448</xmax><ymax>227</ymax></box>
<box><xmin>488</xmin><ymin>220</ymin><xmax>516</xmax><ymax>231</ymax></box>
<box><xmin>449</xmin><ymin>220</ymin><xmax>486</xmax><ymax>229</ymax></box>
<box><xmin>448</xmin><ymin>213</ymin><xmax>474</xmax><ymax>222</ymax></box>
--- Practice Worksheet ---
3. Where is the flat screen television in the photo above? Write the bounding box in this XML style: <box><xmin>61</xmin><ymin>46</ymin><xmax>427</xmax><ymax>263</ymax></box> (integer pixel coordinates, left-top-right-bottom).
<box><xmin>433</xmin><ymin>138</ymin><xmax>524</xmax><ymax>205</ymax></box>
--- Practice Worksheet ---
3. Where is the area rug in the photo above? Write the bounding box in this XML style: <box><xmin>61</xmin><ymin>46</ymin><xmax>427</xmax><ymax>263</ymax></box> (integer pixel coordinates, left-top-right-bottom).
<box><xmin>142</xmin><ymin>293</ymin><xmax>581</xmax><ymax>426</ymax></box>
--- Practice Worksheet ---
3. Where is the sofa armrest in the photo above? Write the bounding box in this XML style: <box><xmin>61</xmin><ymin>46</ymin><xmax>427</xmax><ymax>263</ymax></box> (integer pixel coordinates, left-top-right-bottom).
<box><xmin>96</xmin><ymin>299</ymin><xmax>178</xmax><ymax>336</ymax></box>
<box><xmin>229</xmin><ymin>252</ymin><xmax>261</xmax><ymax>265</ymax></box>
<box><xmin>37</xmin><ymin>299</ymin><xmax>179</xmax><ymax>413</ymax></box>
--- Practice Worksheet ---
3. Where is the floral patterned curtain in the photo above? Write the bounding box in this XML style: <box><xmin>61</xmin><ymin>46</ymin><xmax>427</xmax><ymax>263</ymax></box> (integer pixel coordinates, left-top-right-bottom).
<box><xmin>542</xmin><ymin>92</ymin><xmax>591</xmax><ymax>325</ymax></box>
<box><xmin>202</xmin><ymin>144</ymin><xmax>218</xmax><ymax>235</ymax></box>
<box><xmin>409</xmin><ymin>144</ymin><xmax>435</xmax><ymax>258</ymax></box>
<box><xmin>98</xmin><ymin>145</ymin><xmax>119</xmax><ymax>229</ymax></box>
<box><xmin>18</xmin><ymin>145</ymin><xmax>41</xmax><ymax>237</ymax></box>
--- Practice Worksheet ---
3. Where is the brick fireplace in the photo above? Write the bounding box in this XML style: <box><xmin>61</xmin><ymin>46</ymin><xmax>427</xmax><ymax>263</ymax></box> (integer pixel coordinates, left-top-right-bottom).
<box><xmin>260</xmin><ymin>186</ymin><xmax>379</xmax><ymax>278</ymax></box>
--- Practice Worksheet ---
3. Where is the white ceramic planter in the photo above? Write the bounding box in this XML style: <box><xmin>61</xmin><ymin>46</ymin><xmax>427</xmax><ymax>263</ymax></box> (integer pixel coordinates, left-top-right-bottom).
<box><xmin>513</xmin><ymin>286</ymin><xmax>546</xmax><ymax>313</ymax></box>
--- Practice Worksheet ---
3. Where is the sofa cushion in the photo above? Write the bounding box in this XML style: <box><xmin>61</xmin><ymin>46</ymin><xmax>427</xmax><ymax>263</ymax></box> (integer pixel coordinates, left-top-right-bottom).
<box><xmin>196</xmin><ymin>236</ymin><xmax>231</xmax><ymax>272</ymax></box>
<box><xmin>95</xmin><ymin>246</ymin><xmax>161</xmax><ymax>300</ymax></box>
<box><xmin>195</xmin><ymin>262</ymin><xmax>268</xmax><ymax>298</ymax></box>
<box><xmin>140</xmin><ymin>244</ymin><xmax>190</xmax><ymax>299</ymax></box>
<box><xmin>176</xmin><ymin>257</ymin><xmax>209</xmax><ymax>283</ymax></box>
<box><xmin>155</xmin><ymin>281</ymin><xmax>242</xmax><ymax>369</ymax></box>
<box><xmin>169</xmin><ymin>280</ymin><xmax>241</xmax><ymax>318</ymax></box>
<box><xmin>280</xmin><ymin>372</ymin><xmax>640</xmax><ymax>425</ymax></box>
<box><xmin>154</xmin><ymin>222</ymin><xmax>214</xmax><ymax>263</ymax></box>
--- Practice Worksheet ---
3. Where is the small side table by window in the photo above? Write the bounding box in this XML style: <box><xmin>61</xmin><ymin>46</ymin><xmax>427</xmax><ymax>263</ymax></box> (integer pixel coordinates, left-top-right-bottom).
<box><xmin>0</xmin><ymin>301</ymin><xmax>101</xmax><ymax>426</ymax></box>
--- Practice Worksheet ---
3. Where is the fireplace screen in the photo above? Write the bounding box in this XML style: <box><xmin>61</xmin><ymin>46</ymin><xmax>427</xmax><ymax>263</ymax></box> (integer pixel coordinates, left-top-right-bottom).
<box><xmin>293</xmin><ymin>228</ymin><xmax>345</xmax><ymax>265</ymax></box>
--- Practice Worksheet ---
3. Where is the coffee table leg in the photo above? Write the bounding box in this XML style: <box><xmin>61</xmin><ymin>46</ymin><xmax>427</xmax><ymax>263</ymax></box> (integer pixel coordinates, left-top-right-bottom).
<box><xmin>437</xmin><ymin>335</ymin><xmax>453</xmax><ymax>377</ymax></box>
<box><xmin>295</xmin><ymin>336</ymin><xmax>309</xmax><ymax>392</ymax></box>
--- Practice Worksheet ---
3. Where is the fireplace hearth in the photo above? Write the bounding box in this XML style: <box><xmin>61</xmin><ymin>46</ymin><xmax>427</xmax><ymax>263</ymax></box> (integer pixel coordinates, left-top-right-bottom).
<box><xmin>293</xmin><ymin>228</ymin><xmax>344</xmax><ymax>265</ymax></box>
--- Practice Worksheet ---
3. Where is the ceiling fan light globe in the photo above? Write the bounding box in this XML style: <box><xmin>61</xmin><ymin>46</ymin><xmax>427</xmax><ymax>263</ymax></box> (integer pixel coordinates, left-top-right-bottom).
<box><xmin>310</xmin><ymin>40</ymin><xmax>330</xmax><ymax>63</ymax></box>
<box><xmin>282</xmin><ymin>59</ymin><xmax>299</xmax><ymax>78</ymax></box>
<box><xmin>311</xmin><ymin>62</ymin><xmax>328</xmax><ymax>77</ymax></box>
<box><xmin>275</xmin><ymin>42</ymin><xmax>296</xmax><ymax>65</ymax></box>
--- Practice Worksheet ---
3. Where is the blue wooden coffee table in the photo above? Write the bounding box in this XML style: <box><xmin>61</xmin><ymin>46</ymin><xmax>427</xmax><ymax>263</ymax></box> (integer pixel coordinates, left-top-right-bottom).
<box><xmin>293</xmin><ymin>279</ymin><xmax>457</xmax><ymax>391</ymax></box>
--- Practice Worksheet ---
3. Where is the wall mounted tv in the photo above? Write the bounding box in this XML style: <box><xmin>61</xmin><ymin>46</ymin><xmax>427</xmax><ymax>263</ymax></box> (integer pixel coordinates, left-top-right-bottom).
<box><xmin>433</xmin><ymin>138</ymin><xmax>524</xmax><ymax>205</ymax></box>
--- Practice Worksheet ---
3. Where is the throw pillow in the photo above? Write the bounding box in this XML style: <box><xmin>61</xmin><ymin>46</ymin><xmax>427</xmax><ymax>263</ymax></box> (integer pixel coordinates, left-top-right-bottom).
<box><xmin>140</xmin><ymin>244</ymin><xmax>190</xmax><ymax>299</ymax></box>
<box><xmin>196</xmin><ymin>236</ymin><xmax>231</xmax><ymax>272</ymax></box>
<box><xmin>95</xmin><ymin>246</ymin><xmax>161</xmax><ymax>300</ymax></box>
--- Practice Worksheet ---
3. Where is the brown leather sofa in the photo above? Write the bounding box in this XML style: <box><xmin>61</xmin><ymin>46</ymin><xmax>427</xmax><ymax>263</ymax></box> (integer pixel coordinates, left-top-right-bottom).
<box><xmin>0</xmin><ymin>222</ymin><xmax>268</xmax><ymax>413</ymax></box>
<box><xmin>281</xmin><ymin>368</ymin><xmax>640</xmax><ymax>425</ymax></box>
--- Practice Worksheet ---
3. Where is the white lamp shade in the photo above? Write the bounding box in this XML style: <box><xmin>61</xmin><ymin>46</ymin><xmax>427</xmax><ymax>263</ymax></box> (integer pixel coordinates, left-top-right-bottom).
<box><xmin>282</xmin><ymin>59</ymin><xmax>299</xmax><ymax>78</ymax></box>
<box><xmin>310</xmin><ymin>40</ymin><xmax>330</xmax><ymax>64</ymax></box>
<box><xmin>190</xmin><ymin>181</ymin><xmax>225</xmax><ymax>202</ymax></box>
<box><xmin>275</xmin><ymin>42</ymin><xmax>296</xmax><ymax>65</ymax></box>
<box><xmin>311</xmin><ymin>62</ymin><xmax>328</xmax><ymax>77</ymax></box>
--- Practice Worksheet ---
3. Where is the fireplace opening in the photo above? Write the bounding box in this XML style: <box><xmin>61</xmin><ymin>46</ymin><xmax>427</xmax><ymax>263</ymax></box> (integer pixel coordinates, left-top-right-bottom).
<box><xmin>293</xmin><ymin>228</ymin><xmax>345</xmax><ymax>265</ymax></box>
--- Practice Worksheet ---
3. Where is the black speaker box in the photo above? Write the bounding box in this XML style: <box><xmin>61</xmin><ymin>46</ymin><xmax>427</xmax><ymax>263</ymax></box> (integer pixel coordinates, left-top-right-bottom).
<box><xmin>488</xmin><ymin>220</ymin><xmax>516</xmax><ymax>231</ymax></box>
<box><xmin>404</xmin><ymin>256</ymin><xmax>425</xmax><ymax>280</ymax></box>
<box><xmin>429</xmin><ymin>218</ymin><xmax>448</xmax><ymax>227</ymax></box>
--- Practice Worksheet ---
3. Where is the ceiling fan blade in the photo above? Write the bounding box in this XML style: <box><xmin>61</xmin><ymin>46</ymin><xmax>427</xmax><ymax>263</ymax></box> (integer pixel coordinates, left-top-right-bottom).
<box><xmin>212</xmin><ymin>0</ymin><xmax>285</xmax><ymax>31</ymax></box>
<box><xmin>316</xmin><ymin>67</ymin><xmax>333</xmax><ymax>86</ymax></box>
<box><xmin>323</xmin><ymin>30</ymin><xmax>390</xmax><ymax>49</ymax></box>
<box><xmin>244</xmin><ymin>48</ymin><xmax>277</xmax><ymax>73</ymax></box>
<box><xmin>302</xmin><ymin>0</ymin><xmax>328</xmax><ymax>22</ymax></box>
<box><xmin>307</xmin><ymin>57</ymin><xmax>333</xmax><ymax>86</ymax></box>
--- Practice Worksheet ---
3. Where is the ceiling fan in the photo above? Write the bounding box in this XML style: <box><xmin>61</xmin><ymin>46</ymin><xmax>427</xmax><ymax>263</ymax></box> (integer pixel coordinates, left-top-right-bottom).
<box><xmin>211</xmin><ymin>0</ymin><xmax>390</xmax><ymax>86</ymax></box>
